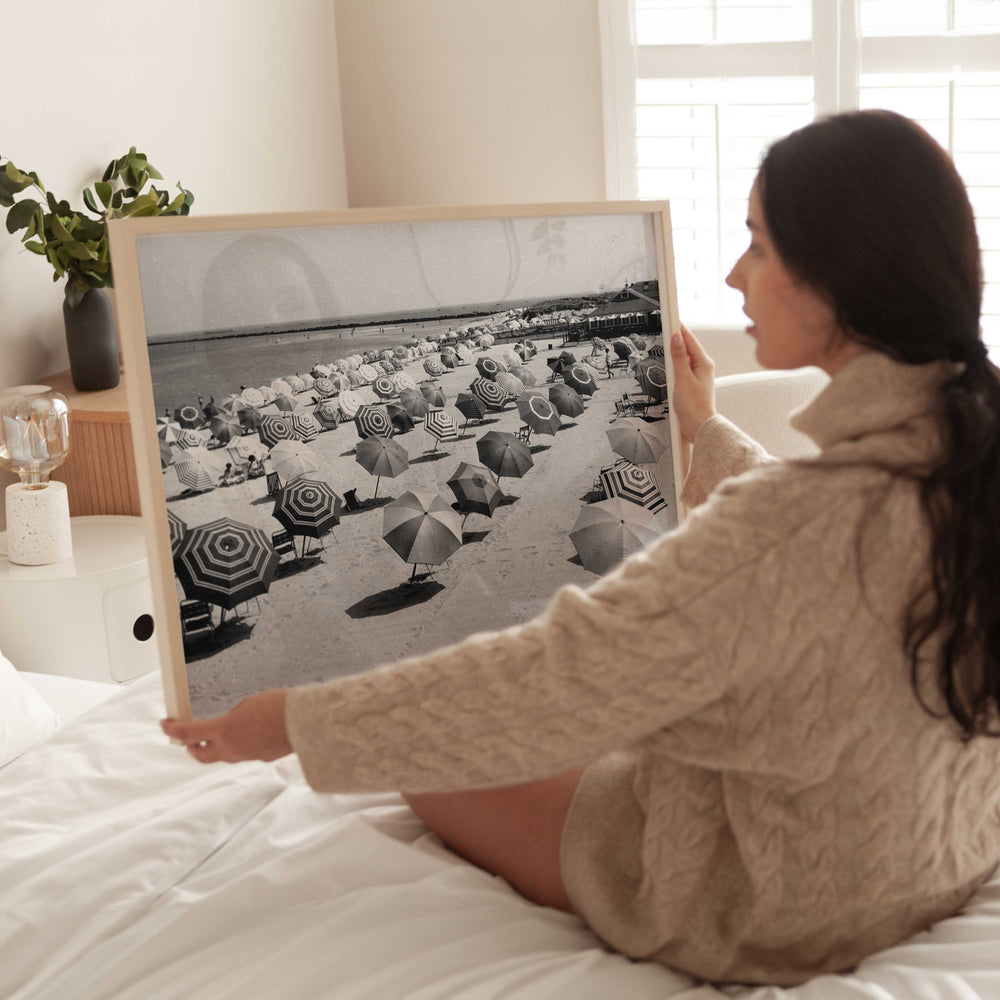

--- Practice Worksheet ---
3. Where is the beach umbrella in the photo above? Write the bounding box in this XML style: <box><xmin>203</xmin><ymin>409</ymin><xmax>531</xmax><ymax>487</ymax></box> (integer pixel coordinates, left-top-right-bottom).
<box><xmin>358</xmin><ymin>363</ymin><xmax>380</xmax><ymax>383</ymax></box>
<box><xmin>166</xmin><ymin>508</ymin><xmax>187</xmax><ymax>556</ymax></box>
<box><xmin>397</xmin><ymin>387</ymin><xmax>430</xmax><ymax>420</ymax></box>
<box><xmin>599</xmin><ymin>460</ymin><xmax>668</xmax><ymax>512</ymax></box>
<box><xmin>455</xmin><ymin>344</ymin><xmax>473</xmax><ymax>363</ymax></box>
<box><xmin>241</xmin><ymin>387</ymin><xmax>266</xmax><ymax>408</ymax></box>
<box><xmin>173</xmin><ymin>404</ymin><xmax>204</xmax><ymax>429</ymax></box>
<box><xmin>312</xmin><ymin>364</ymin><xmax>332</xmax><ymax>377</ymax></box>
<box><xmin>563</xmin><ymin>364</ymin><xmax>598</xmax><ymax>397</ymax></box>
<box><xmin>569</xmin><ymin>498</ymin><xmax>666</xmax><ymax>576</ymax></box>
<box><xmin>469</xmin><ymin>377</ymin><xmax>509</xmax><ymax>411</ymax></box>
<box><xmin>424</xmin><ymin>409</ymin><xmax>459</xmax><ymax>451</ymax></box>
<box><xmin>548</xmin><ymin>384</ymin><xmax>585</xmax><ymax>418</ymax></box>
<box><xmin>355</xmin><ymin>435</ymin><xmax>409</xmax><ymax>499</ymax></box>
<box><xmin>509</xmin><ymin>365</ymin><xmax>538</xmax><ymax>387</ymax></box>
<box><xmin>592</xmin><ymin>337</ymin><xmax>607</xmax><ymax>350</ymax></box>
<box><xmin>159</xmin><ymin>440</ymin><xmax>176</xmax><ymax>470</ymax></box>
<box><xmin>313</xmin><ymin>376</ymin><xmax>336</xmax><ymax>397</ymax></box>
<box><xmin>446</xmin><ymin>461</ymin><xmax>502</xmax><ymax>520</ymax></box>
<box><xmin>382</xmin><ymin>490</ymin><xmax>463</xmax><ymax>579</ymax></box>
<box><xmin>258</xmin><ymin>414</ymin><xmax>296</xmax><ymax>449</ymax></box>
<box><xmin>495</xmin><ymin>372</ymin><xmax>525</xmax><ymax>399</ymax></box>
<box><xmin>227</xmin><ymin>440</ymin><xmax>258</xmax><ymax>465</ymax></box>
<box><xmin>606</xmin><ymin>417</ymin><xmax>669</xmax><ymax>466</ymax></box>
<box><xmin>476</xmin><ymin>356</ymin><xmax>503</xmax><ymax>379</ymax></box>
<box><xmin>392</xmin><ymin>372</ymin><xmax>416</xmax><ymax>392</ymax></box>
<box><xmin>173</xmin><ymin>447</ymin><xmax>226</xmax><ymax>493</ymax></box>
<box><xmin>454</xmin><ymin>391</ymin><xmax>488</xmax><ymax>425</ymax></box>
<box><xmin>271</xmin><ymin>378</ymin><xmax>293</xmax><ymax>397</ymax></box>
<box><xmin>635</xmin><ymin>359</ymin><xmax>669</xmax><ymax>403</ymax></box>
<box><xmin>313</xmin><ymin>400</ymin><xmax>341</xmax><ymax>430</ymax></box>
<box><xmin>386</xmin><ymin>402</ymin><xmax>415</xmax><ymax>435</ymax></box>
<box><xmin>372</xmin><ymin>374</ymin><xmax>397</xmax><ymax>399</ymax></box>
<box><xmin>516</xmin><ymin>394</ymin><xmax>561</xmax><ymax>437</ymax></box>
<box><xmin>273</xmin><ymin>476</ymin><xmax>343</xmax><ymax>556</ymax></box>
<box><xmin>380</xmin><ymin>360</ymin><xmax>397</xmax><ymax>375</ymax></box>
<box><xmin>338</xmin><ymin>390</ymin><xmax>364</xmax><ymax>419</ymax></box>
<box><xmin>629</xmin><ymin>336</ymin><xmax>648</xmax><ymax>351</ymax></box>
<box><xmin>218</xmin><ymin>393</ymin><xmax>248</xmax><ymax>417</ymax></box>
<box><xmin>423</xmin><ymin>357</ymin><xmax>445</xmax><ymax>377</ymax></box>
<box><xmin>269</xmin><ymin>440</ymin><xmax>320</xmax><ymax>484</ymax></box>
<box><xmin>558</xmin><ymin>350</ymin><xmax>577</xmax><ymax>368</ymax></box>
<box><xmin>209</xmin><ymin>412</ymin><xmax>242</xmax><ymax>445</ymax></box>
<box><xmin>175</xmin><ymin>516</ymin><xmax>279</xmax><ymax>612</ymax></box>
<box><xmin>647</xmin><ymin>341</ymin><xmax>665</xmax><ymax>358</ymax></box>
<box><xmin>476</xmin><ymin>430</ymin><xmax>533</xmax><ymax>484</ymax></box>
<box><xmin>271</xmin><ymin>393</ymin><xmax>297</xmax><ymax>413</ymax></box>
<box><xmin>419</xmin><ymin>382</ymin><xmax>447</xmax><ymax>408</ymax></box>
<box><xmin>355</xmin><ymin>403</ymin><xmax>394</xmax><ymax>440</ymax></box>
<box><xmin>346</xmin><ymin>370</ymin><xmax>366</xmax><ymax>388</ymax></box>
<box><xmin>175</xmin><ymin>427</ymin><xmax>208</xmax><ymax>449</ymax></box>
<box><xmin>157</xmin><ymin>418</ymin><xmax>182</xmax><ymax>443</ymax></box>
<box><xmin>285</xmin><ymin>375</ymin><xmax>306</xmax><ymax>393</ymax></box>
<box><xmin>612</xmin><ymin>339</ymin><xmax>635</xmax><ymax>361</ymax></box>
<box><xmin>523</xmin><ymin>339</ymin><xmax>537</xmax><ymax>357</ymax></box>
<box><xmin>439</xmin><ymin>352</ymin><xmax>456</xmax><ymax>369</ymax></box>
<box><xmin>288</xmin><ymin>411</ymin><xmax>320</xmax><ymax>443</ymax></box>
<box><xmin>238</xmin><ymin>407</ymin><xmax>263</xmax><ymax>433</ymax></box>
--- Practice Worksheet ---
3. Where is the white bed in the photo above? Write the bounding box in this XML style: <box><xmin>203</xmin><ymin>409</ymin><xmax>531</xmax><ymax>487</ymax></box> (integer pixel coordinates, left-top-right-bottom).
<box><xmin>2</xmin><ymin>667</ymin><xmax>1000</xmax><ymax>1000</ymax></box>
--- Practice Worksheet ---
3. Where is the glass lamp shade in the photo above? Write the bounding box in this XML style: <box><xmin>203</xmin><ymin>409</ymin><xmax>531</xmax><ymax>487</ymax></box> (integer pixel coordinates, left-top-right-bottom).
<box><xmin>0</xmin><ymin>385</ymin><xmax>71</xmax><ymax>488</ymax></box>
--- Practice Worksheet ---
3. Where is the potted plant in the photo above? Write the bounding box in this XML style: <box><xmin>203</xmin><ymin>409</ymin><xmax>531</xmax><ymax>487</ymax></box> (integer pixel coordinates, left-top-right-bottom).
<box><xmin>0</xmin><ymin>148</ymin><xmax>194</xmax><ymax>390</ymax></box>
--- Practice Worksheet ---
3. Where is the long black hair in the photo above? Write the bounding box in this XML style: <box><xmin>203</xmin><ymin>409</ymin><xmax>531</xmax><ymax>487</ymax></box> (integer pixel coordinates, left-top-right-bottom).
<box><xmin>758</xmin><ymin>109</ymin><xmax>1000</xmax><ymax>738</ymax></box>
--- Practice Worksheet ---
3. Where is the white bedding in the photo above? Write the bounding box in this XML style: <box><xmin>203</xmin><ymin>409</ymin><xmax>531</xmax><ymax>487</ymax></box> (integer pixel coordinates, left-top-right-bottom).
<box><xmin>2</xmin><ymin>673</ymin><xmax>998</xmax><ymax>1000</ymax></box>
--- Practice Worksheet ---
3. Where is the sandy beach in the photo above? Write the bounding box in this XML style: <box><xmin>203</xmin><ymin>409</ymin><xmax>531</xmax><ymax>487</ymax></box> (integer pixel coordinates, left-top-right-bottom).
<box><xmin>157</xmin><ymin>332</ymin><xmax>675</xmax><ymax>718</ymax></box>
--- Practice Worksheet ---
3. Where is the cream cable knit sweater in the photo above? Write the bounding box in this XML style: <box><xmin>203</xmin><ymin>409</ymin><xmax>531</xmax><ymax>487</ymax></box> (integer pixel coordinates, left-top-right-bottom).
<box><xmin>286</xmin><ymin>351</ymin><xmax>1000</xmax><ymax>985</ymax></box>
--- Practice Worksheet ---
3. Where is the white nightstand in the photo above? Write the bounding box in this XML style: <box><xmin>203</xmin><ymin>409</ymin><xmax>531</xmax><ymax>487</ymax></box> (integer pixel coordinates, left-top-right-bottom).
<box><xmin>0</xmin><ymin>515</ymin><xmax>160</xmax><ymax>684</ymax></box>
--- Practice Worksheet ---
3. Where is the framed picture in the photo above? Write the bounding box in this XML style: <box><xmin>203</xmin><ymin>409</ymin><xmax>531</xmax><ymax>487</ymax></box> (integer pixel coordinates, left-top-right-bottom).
<box><xmin>109</xmin><ymin>202</ymin><xmax>683</xmax><ymax>721</ymax></box>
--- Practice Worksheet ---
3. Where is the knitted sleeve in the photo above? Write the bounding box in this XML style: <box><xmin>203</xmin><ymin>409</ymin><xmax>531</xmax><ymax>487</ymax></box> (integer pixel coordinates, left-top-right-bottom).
<box><xmin>285</xmin><ymin>475</ymin><xmax>776</xmax><ymax>795</ymax></box>
<box><xmin>680</xmin><ymin>414</ymin><xmax>777</xmax><ymax>508</ymax></box>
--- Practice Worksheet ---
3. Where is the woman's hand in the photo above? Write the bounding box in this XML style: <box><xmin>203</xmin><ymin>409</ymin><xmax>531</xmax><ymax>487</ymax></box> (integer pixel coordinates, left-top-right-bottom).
<box><xmin>670</xmin><ymin>324</ymin><xmax>717</xmax><ymax>444</ymax></box>
<box><xmin>160</xmin><ymin>688</ymin><xmax>293</xmax><ymax>764</ymax></box>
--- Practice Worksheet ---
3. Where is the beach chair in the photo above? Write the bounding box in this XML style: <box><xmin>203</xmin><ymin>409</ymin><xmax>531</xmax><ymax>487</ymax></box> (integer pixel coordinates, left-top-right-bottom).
<box><xmin>179</xmin><ymin>600</ymin><xmax>215</xmax><ymax>644</ymax></box>
<box><xmin>265</xmin><ymin>472</ymin><xmax>281</xmax><ymax>496</ymax></box>
<box><xmin>271</xmin><ymin>530</ymin><xmax>298</xmax><ymax>562</ymax></box>
<box><xmin>516</xmin><ymin>424</ymin><xmax>532</xmax><ymax>445</ymax></box>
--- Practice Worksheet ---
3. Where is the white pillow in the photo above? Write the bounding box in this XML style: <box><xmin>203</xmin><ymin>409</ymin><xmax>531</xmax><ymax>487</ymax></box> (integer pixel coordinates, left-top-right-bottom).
<box><xmin>0</xmin><ymin>647</ymin><xmax>62</xmax><ymax>766</ymax></box>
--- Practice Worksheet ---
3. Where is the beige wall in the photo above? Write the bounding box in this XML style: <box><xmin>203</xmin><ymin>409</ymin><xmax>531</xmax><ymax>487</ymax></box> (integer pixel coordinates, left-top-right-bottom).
<box><xmin>0</xmin><ymin>0</ymin><xmax>347</xmax><ymax>522</ymax></box>
<box><xmin>335</xmin><ymin>0</ymin><xmax>605</xmax><ymax>208</ymax></box>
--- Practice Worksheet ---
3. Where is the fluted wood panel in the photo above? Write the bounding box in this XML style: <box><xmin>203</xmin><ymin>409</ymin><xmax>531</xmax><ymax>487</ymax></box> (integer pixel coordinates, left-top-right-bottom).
<box><xmin>44</xmin><ymin>369</ymin><xmax>141</xmax><ymax>517</ymax></box>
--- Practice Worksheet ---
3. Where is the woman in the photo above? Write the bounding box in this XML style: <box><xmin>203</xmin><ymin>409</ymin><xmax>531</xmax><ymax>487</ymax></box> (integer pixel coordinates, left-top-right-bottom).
<box><xmin>163</xmin><ymin>111</ymin><xmax>1000</xmax><ymax>985</ymax></box>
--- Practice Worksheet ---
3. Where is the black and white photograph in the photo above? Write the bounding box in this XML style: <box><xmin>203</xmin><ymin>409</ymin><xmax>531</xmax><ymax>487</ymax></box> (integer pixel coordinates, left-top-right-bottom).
<box><xmin>115</xmin><ymin>204</ymin><xmax>683</xmax><ymax>719</ymax></box>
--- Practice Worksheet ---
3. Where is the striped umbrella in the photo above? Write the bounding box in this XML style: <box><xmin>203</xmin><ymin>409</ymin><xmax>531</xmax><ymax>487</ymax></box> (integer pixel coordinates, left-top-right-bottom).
<box><xmin>423</xmin><ymin>357</ymin><xmax>445</xmax><ymax>377</ymax></box>
<box><xmin>157</xmin><ymin>417</ymin><xmax>183</xmax><ymax>443</ymax></box>
<box><xmin>241</xmin><ymin>387</ymin><xmax>266</xmax><ymax>408</ymax></box>
<box><xmin>358</xmin><ymin>363</ymin><xmax>380</xmax><ymax>383</ymax></box>
<box><xmin>599</xmin><ymin>460</ymin><xmax>667</xmax><ymax>512</ymax></box>
<box><xmin>355</xmin><ymin>403</ymin><xmax>394</xmax><ymax>440</ymax></box>
<box><xmin>372</xmin><ymin>374</ymin><xmax>397</xmax><ymax>399</ymax></box>
<box><xmin>269</xmin><ymin>440</ymin><xmax>320</xmax><ymax>484</ymax></box>
<box><xmin>175</xmin><ymin>427</ymin><xmax>206</xmax><ymax>450</ymax></box>
<box><xmin>355</xmin><ymin>435</ymin><xmax>409</xmax><ymax>499</ymax></box>
<box><xmin>647</xmin><ymin>341</ymin><xmax>666</xmax><ymax>358</ymax></box>
<box><xmin>175</xmin><ymin>517</ymin><xmax>279</xmax><ymax>612</ymax></box>
<box><xmin>287</xmin><ymin>411</ymin><xmax>320</xmax><ymax>442</ymax></box>
<box><xmin>313</xmin><ymin>376</ymin><xmax>336</xmax><ymax>397</ymax></box>
<box><xmin>382</xmin><ymin>490</ymin><xmax>463</xmax><ymax>580</ymax></box>
<box><xmin>424</xmin><ymin>409</ymin><xmax>459</xmax><ymax>452</ymax></box>
<box><xmin>446</xmin><ymin>461</ymin><xmax>502</xmax><ymax>520</ymax></box>
<box><xmin>173</xmin><ymin>404</ymin><xmax>203</xmax><ymax>429</ymax></box>
<box><xmin>258</xmin><ymin>414</ymin><xmax>296</xmax><ymax>449</ymax></box>
<box><xmin>495</xmin><ymin>372</ymin><xmax>525</xmax><ymax>398</ymax></box>
<box><xmin>159</xmin><ymin>441</ymin><xmax>176</xmax><ymax>470</ymax></box>
<box><xmin>469</xmin><ymin>377</ymin><xmax>509</xmax><ymax>411</ymax></box>
<box><xmin>173</xmin><ymin>447</ymin><xmax>225</xmax><ymax>493</ymax></box>
<box><xmin>455</xmin><ymin>391</ymin><xmax>488</xmax><ymax>425</ymax></box>
<box><xmin>516</xmin><ymin>394</ymin><xmax>561</xmax><ymax>436</ymax></box>
<box><xmin>548</xmin><ymin>384</ymin><xmax>585</xmax><ymax>418</ymax></box>
<box><xmin>392</xmin><ymin>372</ymin><xmax>416</xmax><ymax>392</ymax></box>
<box><xmin>166</xmin><ymin>508</ymin><xmax>187</xmax><ymax>556</ymax></box>
<box><xmin>606</xmin><ymin>418</ymin><xmax>669</xmax><ymax>466</ymax></box>
<box><xmin>273</xmin><ymin>476</ymin><xmax>343</xmax><ymax>556</ymax></box>
<box><xmin>476</xmin><ymin>356</ymin><xmax>503</xmax><ymax>379</ymax></box>
<box><xmin>476</xmin><ymin>430</ymin><xmax>533</xmax><ymax>484</ymax></box>
<box><xmin>569</xmin><ymin>498</ymin><xmax>666</xmax><ymax>576</ymax></box>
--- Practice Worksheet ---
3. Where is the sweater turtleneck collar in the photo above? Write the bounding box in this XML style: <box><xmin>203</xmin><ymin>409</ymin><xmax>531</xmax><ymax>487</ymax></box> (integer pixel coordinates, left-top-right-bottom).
<box><xmin>788</xmin><ymin>350</ymin><xmax>960</xmax><ymax>454</ymax></box>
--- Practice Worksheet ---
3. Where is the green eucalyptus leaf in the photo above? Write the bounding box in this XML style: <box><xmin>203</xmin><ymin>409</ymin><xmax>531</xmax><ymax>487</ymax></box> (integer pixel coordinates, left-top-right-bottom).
<box><xmin>51</xmin><ymin>214</ymin><xmax>74</xmax><ymax>242</ymax></box>
<box><xmin>64</xmin><ymin>241</ymin><xmax>98</xmax><ymax>261</ymax></box>
<box><xmin>111</xmin><ymin>189</ymin><xmax>124</xmax><ymax>210</ymax></box>
<box><xmin>146</xmin><ymin>163</ymin><xmax>163</xmax><ymax>180</ymax></box>
<box><xmin>0</xmin><ymin>190</ymin><xmax>14</xmax><ymax>208</ymax></box>
<box><xmin>23</xmin><ymin>239</ymin><xmax>46</xmax><ymax>254</ymax></box>
<box><xmin>102</xmin><ymin>159</ymin><xmax>116</xmax><ymax>182</ymax></box>
<box><xmin>46</xmin><ymin>190</ymin><xmax>59</xmax><ymax>213</ymax></box>
<box><xmin>83</xmin><ymin>187</ymin><xmax>100</xmax><ymax>214</ymax></box>
<box><xmin>5</xmin><ymin>197</ymin><xmax>39</xmax><ymax>234</ymax></box>
<box><xmin>95</xmin><ymin>180</ymin><xmax>112</xmax><ymax>208</ymax></box>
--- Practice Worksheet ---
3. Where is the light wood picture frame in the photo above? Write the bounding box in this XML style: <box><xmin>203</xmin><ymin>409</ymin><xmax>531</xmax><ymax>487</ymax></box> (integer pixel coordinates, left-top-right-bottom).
<box><xmin>109</xmin><ymin>202</ymin><xmax>683</xmax><ymax>721</ymax></box>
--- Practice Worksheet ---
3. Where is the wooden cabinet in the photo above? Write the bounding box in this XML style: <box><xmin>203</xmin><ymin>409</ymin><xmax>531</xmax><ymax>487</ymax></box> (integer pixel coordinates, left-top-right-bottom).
<box><xmin>44</xmin><ymin>369</ymin><xmax>141</xmax><ymax>517</ymax></box>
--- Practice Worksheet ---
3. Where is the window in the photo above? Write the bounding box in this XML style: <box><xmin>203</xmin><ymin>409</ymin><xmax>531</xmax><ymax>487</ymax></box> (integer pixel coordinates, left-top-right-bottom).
<box><xmin>600</xmin><ymin>0</ymin><xmax>1000</xmax><ymax>346</ymax></box>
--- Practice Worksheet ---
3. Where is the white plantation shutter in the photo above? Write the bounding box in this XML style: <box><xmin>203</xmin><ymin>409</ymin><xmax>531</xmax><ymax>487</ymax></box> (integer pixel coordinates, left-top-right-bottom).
<box><xmin>601</xmin><ymin>0</ymin><xmax>1000</xmax><ymax>348</ymax></box>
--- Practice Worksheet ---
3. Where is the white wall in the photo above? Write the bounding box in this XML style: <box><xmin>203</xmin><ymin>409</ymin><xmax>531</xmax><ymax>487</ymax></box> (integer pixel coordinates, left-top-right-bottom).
<box><xmin>0</xmin><ymin>0</ymin><xmax>347</xmax><ymax>522</ymax></box>
<box><xmin>334</xmin><ymin>0</ymin><xmax>605</xmax><ymax>208</ymax></box>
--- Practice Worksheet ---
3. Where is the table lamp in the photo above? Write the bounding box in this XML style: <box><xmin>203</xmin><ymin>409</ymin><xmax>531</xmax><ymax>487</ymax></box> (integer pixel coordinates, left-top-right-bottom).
<box><xmin>0</xmin><ymin>385</ymin><xmax>72</xmax><ymax>565</ymax></box>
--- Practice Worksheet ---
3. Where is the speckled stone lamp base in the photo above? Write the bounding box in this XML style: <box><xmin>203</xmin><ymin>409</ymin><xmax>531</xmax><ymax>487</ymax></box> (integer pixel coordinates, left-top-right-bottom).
<box><xmin>5</xmin><ymin>482</ymin><xmax>73</xmax><ymax>566</ymax></box>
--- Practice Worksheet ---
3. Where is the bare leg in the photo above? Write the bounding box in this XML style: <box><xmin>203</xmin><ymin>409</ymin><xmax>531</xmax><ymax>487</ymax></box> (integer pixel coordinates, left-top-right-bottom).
<box><xmin>404</xmin><ymin>769</ymin><xmax>584</xmax><ymax>913</ymax></box>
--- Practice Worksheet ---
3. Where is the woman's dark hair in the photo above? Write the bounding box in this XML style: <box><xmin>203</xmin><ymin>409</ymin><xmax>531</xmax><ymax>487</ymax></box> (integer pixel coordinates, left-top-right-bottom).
<box><xmin>759</xmin><ymin>109</ymin><xmax>1000</xmax><ymax>738</ymax></box>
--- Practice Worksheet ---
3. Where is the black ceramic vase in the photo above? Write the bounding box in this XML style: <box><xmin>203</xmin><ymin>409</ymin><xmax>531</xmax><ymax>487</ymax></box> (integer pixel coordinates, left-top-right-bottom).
<box><xmin>63</xmin><ymin>287</ymin><xmax>120</xmax><ymax>391</ymax></box>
